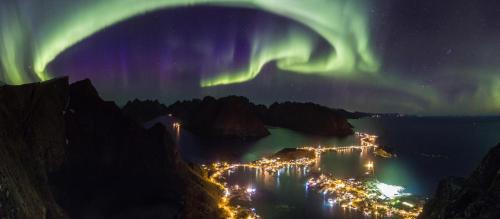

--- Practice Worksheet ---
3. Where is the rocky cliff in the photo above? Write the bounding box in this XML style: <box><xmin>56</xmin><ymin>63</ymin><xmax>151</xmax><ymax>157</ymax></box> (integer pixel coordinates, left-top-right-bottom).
<box><xmin>0</xmin><ymin>78</ymin><xmax>69</xmax><ymax>219</ymax></box>
<box><xmin>419</xmin><ymin>143</ymin><xmax>500</xmax><ymax>219</ymax></box>
<box><xmin>122</xmin><ymin>99</ymin><xmax>168</xmax><ymax>124</ymax></box>
<box><xmin>0</xmin><ymin>78</ymin><xmax>222</xmax><ymax>219</ymax></box>
<box><xmin>169</xmin><ymin>96</ymin><xmax>270</xmax><ymax>139</ymax></box>
<box><xmin>264</xmin><ymin>102</ymin><xmax>354</xmax><ymax>136</ymax></box>
<box><xmin>168</xmin><ymin>96</ymin><xmax>354</xmax><ymax>139</ymax></box>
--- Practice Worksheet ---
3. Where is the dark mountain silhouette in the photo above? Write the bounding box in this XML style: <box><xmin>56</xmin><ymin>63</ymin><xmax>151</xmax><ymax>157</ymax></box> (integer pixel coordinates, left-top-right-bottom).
<box><xmin>168</xmin><ymin>96</ymin><xmax>354</xmax><ymax>139</ymax></box>
<box><xmin>122</xmin><ymin>99</ymin><xmax>168</xmax><ymax>124</ymax></box>
<box><xmin>420</xmin><ymin>142</ymin><xmax>500</xmax><ymax>219</ymax></box>
<box><xmin>0</xmin><ymin>78</ymin><xmax>222</xmax><ymax>219</ymax></box>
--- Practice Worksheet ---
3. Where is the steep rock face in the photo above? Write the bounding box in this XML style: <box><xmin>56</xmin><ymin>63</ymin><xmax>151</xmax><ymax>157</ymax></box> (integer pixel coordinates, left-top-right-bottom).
<box><xmin>419</xmin><ymin>143</ymin><xmax>500</xmax><ymax>219</ymax></box>
<box><xmin>0</xmin><ymin>78</ymin><xmax>222</xmax><ymax>219</ymax></box>
<box><xmin>122</xmin><ymin>99</ymin><xmax>168</xmax><ymax>124</ymax></box>
<box><xmin>61</xmin><ymin>79</ymin><xmax>222</xmax><ymax>218</ymax></box>
<box><xmin>168</xmin><ymin>96</ymin><xmax>354</xmax><ymax>138</ymax></box>
<box><xmin>0</xmin><ymin>78</ymin><xmax>69</xmax><ymax>219</ymax></box>
<box><xmin>264</xmin><ymin>102</ymin><xmax>354</xmax><ymax>136</ymax></box>
<box><xmin>169</xmin><ymin>96</ymin><xmax>270</xmax><ymax>139</ymax></box>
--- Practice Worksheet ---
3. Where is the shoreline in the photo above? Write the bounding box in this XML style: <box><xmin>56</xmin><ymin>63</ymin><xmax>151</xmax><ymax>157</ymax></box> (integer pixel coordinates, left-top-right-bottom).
<box><xmin>204</xmin><ymin>132</ymin><xmax>420</xmax><ymax>218</ymax></box>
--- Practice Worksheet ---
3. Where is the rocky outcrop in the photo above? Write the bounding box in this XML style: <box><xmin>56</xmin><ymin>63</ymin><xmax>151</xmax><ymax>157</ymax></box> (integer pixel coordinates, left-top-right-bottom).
<box><xmin>0</xmin><ymin>78</ymin><xmax>223</xmax><ymax>219</ymax></box>
<box><xmin>332</xmin><ymin>109</ymin><xmax>372</xmax><ymax>119</ymax></box>
<box><xmin>264</xmin><ymin>102</ymin><xmax>354</xmax><ymax>136</ymax></box>
<box><xmin>419</xmin><ymin>143</ymin><xmax>500</xmax><ymax>219</ymax></box>
<box><xmin>168</xmin><ymin>96</ymin><xmax>354</xmax><ymax>139</ymax></box>
<box><xmin>122</xmin><ymin>99</ymin><xmax>168</xmax><ymax>124</ymax></box>
<box><xmin>0</xmin><ymin>78</ymin><xmax>69</xmax><ymax>219</ymax></box>
<box><xmin>270</xmin><ymin>148</ymin><xmax>315</xmax><ymax>161</ymax></box>
<box><xmin>169</xmin><ymin>96</ymin><xmax>270</xmax><ymax>139</ymax></box>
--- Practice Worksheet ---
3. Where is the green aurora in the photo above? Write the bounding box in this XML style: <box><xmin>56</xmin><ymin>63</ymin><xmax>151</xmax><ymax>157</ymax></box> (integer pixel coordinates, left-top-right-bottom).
<box><xmin>0</xmin><ymin>0</ymin><xmax>499</xmax><ymax>114</ymax></box>
<box><xmin>0</xmin><ymin>0</ymin><xmax>378</xmax><ymax>86</ymax></box>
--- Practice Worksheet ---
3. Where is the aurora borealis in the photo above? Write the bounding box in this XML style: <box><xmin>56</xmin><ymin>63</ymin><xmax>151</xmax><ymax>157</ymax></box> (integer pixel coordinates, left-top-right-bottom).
<box><xmin>0</xmin><ymin>0</ymin><xmax>499</xmax><ymax>114</ymax></box>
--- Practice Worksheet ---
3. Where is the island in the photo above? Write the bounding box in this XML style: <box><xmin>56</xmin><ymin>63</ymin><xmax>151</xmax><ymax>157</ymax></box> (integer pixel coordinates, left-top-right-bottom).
<box><xmin>168</xmin><ymin>96</ymin><xmax>270</xmax><ymax>139</ymax></box>
<box><xmin>165</xmin><ymin>96</ymin><xmax>355</xmax><ymax>139</ymax></box>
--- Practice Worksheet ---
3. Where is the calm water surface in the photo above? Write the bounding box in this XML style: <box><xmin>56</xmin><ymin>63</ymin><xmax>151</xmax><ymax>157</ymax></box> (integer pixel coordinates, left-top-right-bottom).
<box><xmin>150</xmin><ymin>116</ymin><xmax>500</xmax><ymax>218</ymax></box>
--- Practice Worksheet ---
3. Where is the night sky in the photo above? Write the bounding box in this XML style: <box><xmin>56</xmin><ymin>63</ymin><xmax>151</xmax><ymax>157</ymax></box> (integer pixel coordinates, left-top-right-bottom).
<box><xmin>1</xmin><ymin>0</ymin><xmax>500</xmax><ymax>115</ymax></box>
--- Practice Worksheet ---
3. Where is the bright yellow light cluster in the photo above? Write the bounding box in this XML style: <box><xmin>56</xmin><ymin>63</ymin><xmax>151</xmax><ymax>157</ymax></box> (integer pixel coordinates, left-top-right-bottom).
<box><xmin>306</xmin><ymin>175</ymin><xmax>423</xmax><ymax>218</ymax></box>
<box><xmin>172</xmin><ymin>122</ymin><xmax>181</xmax><ymax>138</ymax></box>
<box><xmin>206</xmin><ymin>132</ymin><xmax>421</xmax><ymax>219</ymax></box>
<box><xmin>210</xmin><ymin>172</ymin><xmax>260</xmax><ymax>219</ymax></box>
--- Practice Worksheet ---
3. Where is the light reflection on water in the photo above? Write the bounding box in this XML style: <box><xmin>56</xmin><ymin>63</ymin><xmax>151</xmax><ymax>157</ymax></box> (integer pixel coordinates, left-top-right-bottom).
<box><xmin>240</xmin><ymin>127</ymin><xmax>359</xmax><ymax>162</ymax></box>
<box><xmin>149</xmin><ymin>116</ymin><xmax>500</xmax><ymax>218</ymax></box>
<box><xmin>221</xmin><ymin>148</ymin><xmax>420</xmax><ymax>218</ymax></box>
<box><xmin>224</xmin><ymin>165</ymin><xmax>370</xmax><ymax>219</ymax></box>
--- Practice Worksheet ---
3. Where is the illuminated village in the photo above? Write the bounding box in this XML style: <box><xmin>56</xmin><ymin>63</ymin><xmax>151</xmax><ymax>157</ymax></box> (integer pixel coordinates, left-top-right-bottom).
<box><xmin>205</xmin><ymin>133</ymin><xmax>424</xmax><ymax>219</ymax></box>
